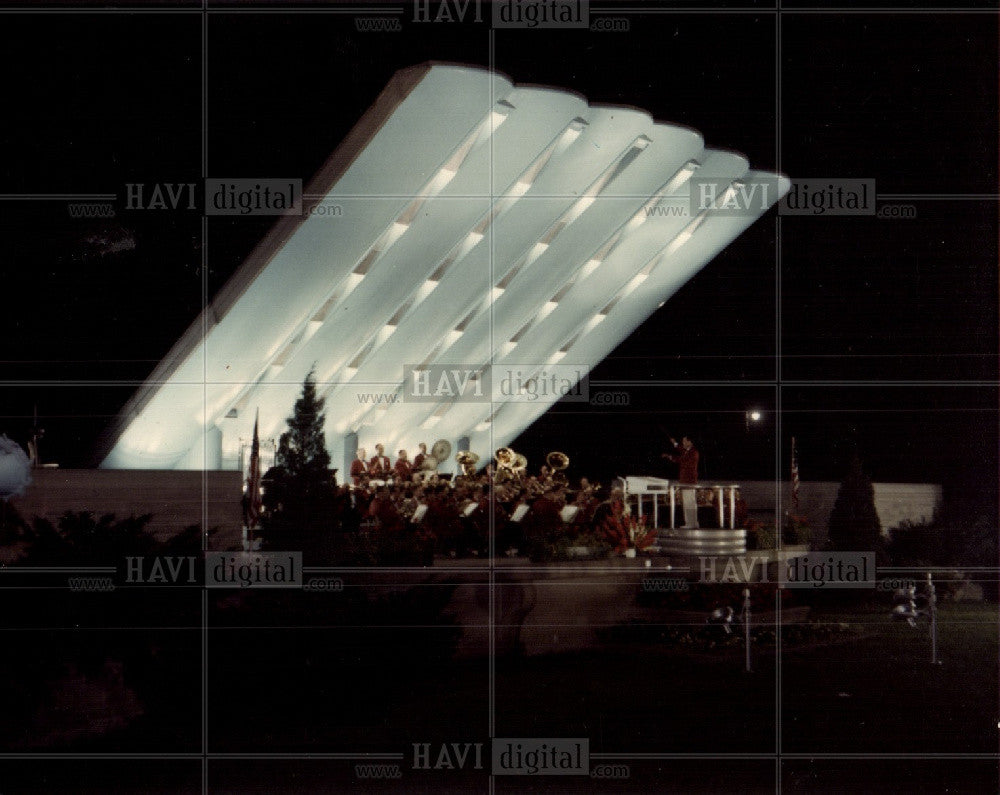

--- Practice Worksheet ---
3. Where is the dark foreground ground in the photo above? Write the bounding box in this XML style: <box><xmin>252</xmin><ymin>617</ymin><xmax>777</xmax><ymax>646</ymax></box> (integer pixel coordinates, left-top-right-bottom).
<box><xmin>0</xmin><ymin>575</ymin><xmax>996</xmax><ymax>792</ymax></box>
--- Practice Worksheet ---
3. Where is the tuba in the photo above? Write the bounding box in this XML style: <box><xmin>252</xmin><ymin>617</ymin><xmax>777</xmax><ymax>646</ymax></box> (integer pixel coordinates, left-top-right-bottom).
<box><xmin>494</xmin><ymin>447</ymin><xmax>515</xmax><ymax>469</ymax></box>
<box><xmin>547</xmin><ymin>451</ymin><xmax>570</xmax><ymax>487</ymax></box>
<box><xmin>431</xmin><ymin>439</ymin><xmax>452</xmax><ymax>462</ymax></box>
<box><xmin>455</xmin><ymin>450</ymin><xmax>480</xmax><ymax>477</ymax></box>
<box><xmin>494</xmin><ymin>447</ymin><xmax>515</xmax><ymax>484</ymax></box>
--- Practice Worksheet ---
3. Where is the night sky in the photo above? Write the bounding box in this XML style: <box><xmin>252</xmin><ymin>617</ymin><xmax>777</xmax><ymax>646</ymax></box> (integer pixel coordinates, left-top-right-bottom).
<box><xmin>1</xmin><ymin>8</ymin><xmax>996</xmax><ymax>510</ymax></box>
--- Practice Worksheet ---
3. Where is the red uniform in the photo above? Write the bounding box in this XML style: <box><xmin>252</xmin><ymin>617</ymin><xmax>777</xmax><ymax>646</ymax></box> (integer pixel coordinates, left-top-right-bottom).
<box><xmin>349</xmin><ymin>458</ymin><xmax>368</xmax><ymax>486</ymax></box>
<box><xmin>369</xmin><ymin>454</ymin><xmax>391</xmax><ymax>478</ymax></box>
<box><xmin>369</xmin><ymin>493</ymin><xmax>403</xmax><ymax>533</ymax></box>
<box><xmin>394</xmin><ymin>459</ymin><xmax>413</xmax><ymax>481</ymax></box>
<box><xmin>668</xmin><ymin>445</ymin><xmax>699</xmax><ymax>484</ymax></box>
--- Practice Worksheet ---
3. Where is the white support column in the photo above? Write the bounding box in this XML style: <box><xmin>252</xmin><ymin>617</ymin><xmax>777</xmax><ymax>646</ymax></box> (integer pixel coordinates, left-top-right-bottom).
<box><xmin>205</xmin><ymin>425</ymin><xmax>222</xmax><ymax>470</ymax></box>
<box><xmin>343</xmin><ymin>432</ymin><xmax>358</xmax><ymax>483</ymax></box>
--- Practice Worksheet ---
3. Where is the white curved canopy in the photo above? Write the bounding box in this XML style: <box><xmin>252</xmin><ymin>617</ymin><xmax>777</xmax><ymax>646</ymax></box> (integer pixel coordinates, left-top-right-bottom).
<box><xmin>98</xmin><ymin>63</ymin><xmax>788</xmax><ymax>473</ymax></box>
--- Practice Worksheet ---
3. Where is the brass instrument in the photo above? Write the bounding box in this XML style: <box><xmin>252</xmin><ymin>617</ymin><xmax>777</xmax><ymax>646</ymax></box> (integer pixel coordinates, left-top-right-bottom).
<box><xmin>431</xmin><ymin>439</ymin><xmax>452</xmax><ymax>462</ymax></box>
<box><xmin>512</xmin><ymin>452</ymin><xmax>528</xmax><ymax>474</ymax></box>
<box><xmin>547</xmin><ymin>451</ymin><xmax>569</xmax><ymax>488</ymax></box>
<box><xmin>455</xmin><ymin>450</ymin><xmax>480</xmax><ymax>477</ymax></box>
<box><xmin>546</xmin><ymin>451</ymin><xmax>569</xmax><ymax>471</ymax></box>
<box><xmin>494</xmin><ymin>447</ymin><xmax>515</xmax><ymax>468</ymax></box>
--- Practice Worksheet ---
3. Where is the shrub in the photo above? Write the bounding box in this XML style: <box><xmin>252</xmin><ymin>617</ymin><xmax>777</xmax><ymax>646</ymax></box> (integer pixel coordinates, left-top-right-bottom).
<box><xmin>828</xmin><ymin>455</ymin><xmax>881</xmax><ymax>552</ymax></box>
<box><xmin>746</xmin><ymin>520</ymin><xmax>777</xmax><ymax>550</ymax></box>
<box><xmin>783</xmin><ymin>513</ymin><xmax>812</xmax><ymax>547</ymax></box>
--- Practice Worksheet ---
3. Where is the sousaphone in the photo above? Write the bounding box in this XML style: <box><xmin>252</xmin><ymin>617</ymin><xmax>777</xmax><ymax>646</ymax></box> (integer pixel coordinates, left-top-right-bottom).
<box><xmin>494</xmin><ymin>447</ymin><xmax>515</xmax><ymax>469</ymax></box>
<box><xmin>494</xmin><ymin>447</ymin><xmax>515</xmax><ymax>484</ymax></box>
<box><xmin>431</xmin><ymin>439</ymin><xmax>452</xmax><ymax>463</ymax></box>
<box><xmin>455</xmin><ymin>450</ymin><xmax>480</xmax><ymax>477</ymax></box>
<box><xmin>547</xmin><ymin>451</ymin><xmax>570</xmax><ymax>487</ymax></box>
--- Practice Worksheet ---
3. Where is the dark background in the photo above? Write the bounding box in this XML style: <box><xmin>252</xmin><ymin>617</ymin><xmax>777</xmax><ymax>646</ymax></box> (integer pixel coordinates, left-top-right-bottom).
<box><xmin>1</xmin><ymin>8</ymin><xmax>996</xmax><ymax>511</ymax></box>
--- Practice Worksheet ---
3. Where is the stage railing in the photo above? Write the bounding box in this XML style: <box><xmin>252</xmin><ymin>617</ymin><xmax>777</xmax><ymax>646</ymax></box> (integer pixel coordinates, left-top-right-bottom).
<box><xmin>623</xmin><ymin>477</ymin><xmax>740</xmax><ymax>529</ymax></box>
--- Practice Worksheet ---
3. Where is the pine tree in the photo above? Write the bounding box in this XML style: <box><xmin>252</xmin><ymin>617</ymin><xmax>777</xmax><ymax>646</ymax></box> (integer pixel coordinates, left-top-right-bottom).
<box><xmin>261</xmin><ymin>369</ymin><xmax>337</xmax><ymax>557</ymax></box>
<box><xmin>827</xmin><ymin>454</ymin><xmax>882</xmax><ymax>551</ymax></box>
<box><xmin>274</xmin><ymin>366</ymin><xmax>331</xmax><ymax>494</ymax></box>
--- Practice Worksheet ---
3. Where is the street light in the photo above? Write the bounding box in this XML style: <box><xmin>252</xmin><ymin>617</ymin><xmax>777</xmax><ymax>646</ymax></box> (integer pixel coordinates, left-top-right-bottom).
<box><xmin>745</xmin><ymin>409</ymin><xmax>763</xmax><ymax>432</ymax></box>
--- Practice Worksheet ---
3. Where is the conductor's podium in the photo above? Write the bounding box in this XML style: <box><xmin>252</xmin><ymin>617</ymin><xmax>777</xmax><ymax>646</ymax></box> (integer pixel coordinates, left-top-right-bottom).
<box><xmin>620</xmin><ymin>475</ymin><xmax>747</xmax><ymax>555</ymax></box>
<box><xmin>657</xmin><ymin>526</ymin><xmax>747</xmax><ymax>556</ymax></box>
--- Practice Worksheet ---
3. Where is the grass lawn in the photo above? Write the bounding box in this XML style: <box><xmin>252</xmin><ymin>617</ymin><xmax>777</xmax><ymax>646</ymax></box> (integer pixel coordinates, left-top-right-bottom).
<box><xmin>781</xmin><ymin>602</ymin><xmax>998</xmax><ymax>753</ymax></box>
<box><xmin>202</xmin><ymin>599</ymin><xmax>996</xmax><ymax>758</ymax></box>
<box><xmin>493</xmin><ymin>602</ymin><xmax>997</xmax><ymax>755</ymax></box>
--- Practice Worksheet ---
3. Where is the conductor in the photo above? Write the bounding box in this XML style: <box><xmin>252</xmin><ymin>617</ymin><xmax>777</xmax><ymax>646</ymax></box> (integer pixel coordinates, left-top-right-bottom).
<box><xmin>662</xmin><ymin>436</ymin><xmax>700</xmax><ymax>527</ymax></box>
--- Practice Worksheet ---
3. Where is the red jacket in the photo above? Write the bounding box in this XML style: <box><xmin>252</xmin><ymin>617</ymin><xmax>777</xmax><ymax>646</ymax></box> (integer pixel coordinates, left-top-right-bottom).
<box><xmin>369</xmin><ymin>455</ymin><xmax>390</xmax><ymax>477</ymax></box>
<box><xmin>394</xmin><ymin>459</ymin><xmax>413</xmax><ymax>480</ymax></box>
<box><xmin>668</xmin><ymin>446</ymin><xmax>699</xmax><ymax>484</ymax></box>
<box><xmin>349</xmin><ymin>459</ymin><xmax>368</xmax><ymax>485</ymax></box>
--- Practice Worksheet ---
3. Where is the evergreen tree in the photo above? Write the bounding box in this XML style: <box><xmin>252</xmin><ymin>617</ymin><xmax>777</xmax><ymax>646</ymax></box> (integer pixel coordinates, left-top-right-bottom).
<box><xmin>274</xmin><ymin>366</ymin><xmax>331</xmax><ymax>497</ymax></box>
<box><xmin>827</xmin><ymin>454</ymin><xmax>882</xmax><ymax>551</ymax></box>
<box><xmin>260</xmin><ymin>368</ymin><xmax>338</xmax><ymax>557</ymax></box>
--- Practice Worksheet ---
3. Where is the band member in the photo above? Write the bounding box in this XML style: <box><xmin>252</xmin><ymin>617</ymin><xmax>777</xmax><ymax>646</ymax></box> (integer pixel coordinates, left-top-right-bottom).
<box><xmin>350</xmin><ymin>448</ymin><xmax>369</xmax><ymax>486</ymax></box>
<box><xmin>574</xmin><ymin>477</ymin><xmax>598</xmax><ymax>523</ymax></box>
<box><xmin>394</xmin><ymin>449</ymin><xmax>413</xmax><ymax>481</ymax></box>
<box><xmin>522</xmin><ymin>485</ymin><xmax>561</xmax><ymax>547</ymax></box>
<box><xmin>592</xmin><ymin>486</ymin><xmax>625</xmax><ymax>525</ymax></box>
<box><xmin>368</xmin><ymin>486</ymin><xmax>403</xmax><ymax>533</ymax></box>
<box><xmin>413</xmin><ymin>442</ymin><xmax>428</xmax><ymax>471</ymax></box>
<box><xmin>663</xmin><ymin>436</ymin><xmax>700</xmax><ymax>527</ymax></box>
<box><xmin>369</xmin><ymin>443</ymin><xmax>391</xmax><ymax>478</ymax></box>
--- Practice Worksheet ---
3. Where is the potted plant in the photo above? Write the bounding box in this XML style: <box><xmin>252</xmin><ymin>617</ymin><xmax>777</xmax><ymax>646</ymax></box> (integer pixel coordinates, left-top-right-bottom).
<box><xmin>602</xmin><ymin>513</ymin><xmax>657</xmax><ymax>557</ymax></box>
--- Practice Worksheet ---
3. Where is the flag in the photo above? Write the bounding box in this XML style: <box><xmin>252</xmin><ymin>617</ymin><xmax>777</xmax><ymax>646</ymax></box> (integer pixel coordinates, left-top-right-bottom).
<box><xmin>245</xmin><ymin>409</ymin><xmax>262</xmax><ymax>530</ymax></box>
<box><xmin>790</xmin><ymin>436</ymin><xmax>800</xmax><ymax>509</ymax></box>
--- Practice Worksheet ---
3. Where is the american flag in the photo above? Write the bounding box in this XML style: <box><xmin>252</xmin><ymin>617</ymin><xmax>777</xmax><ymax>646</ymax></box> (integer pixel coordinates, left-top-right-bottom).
<box><xmin>245</xmin><ymin>409</ymin><xmax>262</xmax><ymax>530</ymax></box>
<box><xmin>791</xmin><ymin>436</ymin><xmax>800</xmax><ymax>509</ymax></box>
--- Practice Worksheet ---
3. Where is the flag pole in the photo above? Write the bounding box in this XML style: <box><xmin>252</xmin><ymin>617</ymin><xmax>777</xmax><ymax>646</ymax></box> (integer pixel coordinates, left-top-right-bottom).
<box><xmin>245</xmin><ymin>409</ymin><xmax>262</xmax><ymax>548</ymax></box>
<box><xmin>790</xmin><ymin>436</ymin><xmax>799</xmax><ymax>511</ymax></box>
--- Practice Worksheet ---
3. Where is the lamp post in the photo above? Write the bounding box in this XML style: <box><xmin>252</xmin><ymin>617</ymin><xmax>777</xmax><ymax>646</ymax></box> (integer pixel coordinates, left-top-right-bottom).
<box><xmin>742</xmin><ymin>587</ymin><xmax>752</xmax><ymax>672</ymax></box>
<box><xmin>706</xmin><ymin>588</ymin><xmax>753</xmax><ymax>672</ymax></box>
<box><xmin>890</xmin><ymin>572</ymin><xmax>942</xmax><ymax>665</ymax></box>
